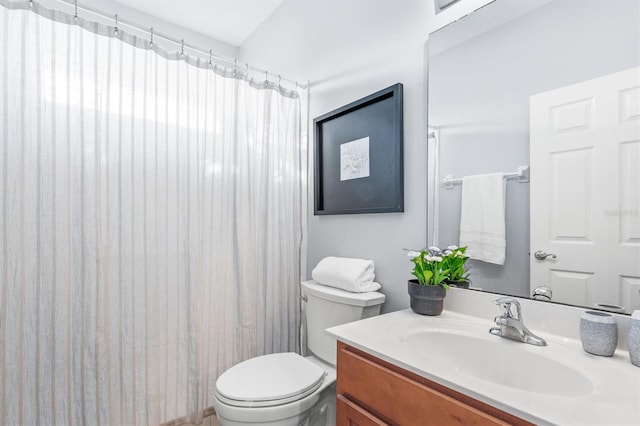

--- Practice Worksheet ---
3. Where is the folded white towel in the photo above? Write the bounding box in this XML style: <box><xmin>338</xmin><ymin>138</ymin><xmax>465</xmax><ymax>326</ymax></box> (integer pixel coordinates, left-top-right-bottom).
<box><xmin>459</xmin><ymin>173</ymin><xmax>506</xmax><ymax>265</ymax></box>
<box><xmin>311</xmin><ymin>256</ymin><xmax>381</xmax><ymax>293</ymax></box>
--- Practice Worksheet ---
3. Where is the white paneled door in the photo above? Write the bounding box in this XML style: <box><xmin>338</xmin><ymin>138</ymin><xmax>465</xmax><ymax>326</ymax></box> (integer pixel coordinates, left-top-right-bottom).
<box><xmin>530</xmin><ymin>67</ymin><xmax>640</xmax><ymax>312</ymax></box>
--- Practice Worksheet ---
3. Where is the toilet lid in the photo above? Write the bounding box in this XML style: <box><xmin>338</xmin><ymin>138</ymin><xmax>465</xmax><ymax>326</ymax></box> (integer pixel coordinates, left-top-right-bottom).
<box><xmin>215</xmin><ymin>352</ymin><xmax>327</xmax><ymax>407</ymax></box>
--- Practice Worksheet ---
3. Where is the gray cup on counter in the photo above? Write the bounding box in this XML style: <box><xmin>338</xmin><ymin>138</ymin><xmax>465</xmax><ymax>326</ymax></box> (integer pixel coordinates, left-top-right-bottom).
<box><xmin>580</xmin><ymin>311</ymin><xmax>618</xmax><ymax>357</ymax></box>
<box><xmin>628</xmin><ymin>311</ymin><xmax>640</xmax><ymax>367</ymax></box>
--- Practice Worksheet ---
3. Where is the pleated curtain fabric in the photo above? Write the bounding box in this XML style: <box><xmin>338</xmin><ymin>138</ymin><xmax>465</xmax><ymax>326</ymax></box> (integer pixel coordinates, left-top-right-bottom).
<box><xmin>0</xmin><ymin>4</ymin><xmax>304</xmax><ymax>425</ymax></box>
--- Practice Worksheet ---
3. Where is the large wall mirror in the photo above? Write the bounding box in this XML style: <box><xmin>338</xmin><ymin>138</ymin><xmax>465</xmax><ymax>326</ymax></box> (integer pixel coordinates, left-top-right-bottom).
<box><xmin>428</xmin><ymin>0</ymin><xmax>640</xmax><ymax>313</ymax></box>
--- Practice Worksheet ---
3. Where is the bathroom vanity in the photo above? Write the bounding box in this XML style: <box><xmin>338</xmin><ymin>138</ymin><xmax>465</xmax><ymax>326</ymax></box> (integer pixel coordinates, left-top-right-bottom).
<box><xmin>327</xmin><ymin>289</ymin><xmax>640</xmax><ymax>426</ymax></box>
<box><xmin>336</xmin><ymin>341</ymin><xmax>528</xmax><ymax>425</ymax></box>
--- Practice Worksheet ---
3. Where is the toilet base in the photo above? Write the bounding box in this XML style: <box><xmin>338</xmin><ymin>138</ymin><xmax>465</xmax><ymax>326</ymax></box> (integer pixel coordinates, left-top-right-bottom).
<box><xmin>213</xmin><ymin>356</ymin><xmax>336</xmax><ymax>426</ymax></box>
<box><xmin>216</xmin><ymin>383</ymin><xmax>335</xmax><ymax>426</ymax></box>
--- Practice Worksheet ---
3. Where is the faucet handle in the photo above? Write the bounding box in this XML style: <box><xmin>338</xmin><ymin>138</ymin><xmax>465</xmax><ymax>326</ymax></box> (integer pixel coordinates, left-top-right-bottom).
<box><xmin>493</xmin><ymin>297</ymin><xmax>521</xmax><ymax>319</ymax></box>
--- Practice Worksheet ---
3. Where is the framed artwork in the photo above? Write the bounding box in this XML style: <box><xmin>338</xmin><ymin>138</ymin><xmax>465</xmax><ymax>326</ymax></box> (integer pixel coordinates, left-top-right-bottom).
<box><xmin>313</xmin><ymin>83</ymin><xmax>404</xmax><ymax>215</ymax></box>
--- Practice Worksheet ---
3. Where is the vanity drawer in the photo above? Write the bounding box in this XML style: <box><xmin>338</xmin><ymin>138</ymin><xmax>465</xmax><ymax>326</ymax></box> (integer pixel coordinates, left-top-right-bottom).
<box><xmin>337</xmin><ymin>394</ymin><xmax>389</xmax><ymax>426</ymax></box>
<box><xmin>336</xmin><ymin>342</ymin><xmax>531</xmax><ymax>426</ymax></box>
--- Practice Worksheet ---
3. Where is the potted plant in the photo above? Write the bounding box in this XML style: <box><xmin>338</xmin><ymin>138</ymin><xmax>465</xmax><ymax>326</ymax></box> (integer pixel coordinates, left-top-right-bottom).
<box><xmin>442</xmin><ymin>245</ymin><xmax>471</xmax><ymax>289</ymax></box>
<box><xmin>406</xmin><ymin>247</ymin><xmax>450</xmax><ymax>316</ymax></box>
<box><xmin>406</xmin><ymin>245</ymin><xmax>470</xmax><ymax>315</ymax></box>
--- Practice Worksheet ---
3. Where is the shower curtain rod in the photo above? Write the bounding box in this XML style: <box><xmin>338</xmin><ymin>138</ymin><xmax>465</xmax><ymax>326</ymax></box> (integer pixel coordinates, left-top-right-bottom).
<box><xmin>20</xmin><ymin>0</ymin><xmax>307</xmax><ymax>90</ymax></box>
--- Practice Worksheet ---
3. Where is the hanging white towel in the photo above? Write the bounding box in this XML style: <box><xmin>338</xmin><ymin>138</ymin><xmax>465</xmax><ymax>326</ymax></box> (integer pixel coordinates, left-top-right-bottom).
<box><xmin>459</xmin><ymin>173</ymin><xmax>506</xmax><ymax>265</ymax></box>
<box><xmin>311</xmin><ymin>256</ymin><xmax>381</xmax><ymax>293</ymax></box>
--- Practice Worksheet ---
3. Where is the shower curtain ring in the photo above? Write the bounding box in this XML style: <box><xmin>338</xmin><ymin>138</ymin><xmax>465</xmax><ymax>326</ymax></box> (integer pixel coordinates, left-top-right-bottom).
<box><xmin>74</xmin><ymin>0</ymin><xmax>78</xmax><ymax>22</ymax></box>
<box><xmin>181</xmin><ymin>39</ymin><xmax>184</xmax><ymax>57</ymax></box>
<box><xmin>150</xmin><ymin>27</ymin><xmax>153</xmax><ymax>46</ymax></box>
<box><xmin>114</xmin><ymin>14</ymin><xmax>118</xmax><ymax>35</ymax></box>
<box><xmin>209</xmin><ymin>49</ymin><xmax>213</xmax><ymax>68</ymax></box>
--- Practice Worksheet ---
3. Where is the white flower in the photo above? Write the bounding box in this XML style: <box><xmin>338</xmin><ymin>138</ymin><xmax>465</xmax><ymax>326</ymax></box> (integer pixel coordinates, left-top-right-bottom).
<box><xmin>447</xmin><ymin>245</ymin><xmax>458</xmax><ymax>250</ymax></box>
<box><xmin>443</xmin><ymin>249</ymin><xmax>452</xmax><ymax>255</ymax></box>
<box><xmin>455</xmin><ymin>251</ymin><xmax>465</xmax><ymax>258</ymax></box>
<box><xmin>426</xmin><ymin>255</ymin><xmax>442</xmax><ymax>262</ymax></box>
<box><xmin>429</xmin><ymin>246</ymin><xmax>441</xmax><ymax>252</ymax></box>
<box><xmin>407</xmin><ymin>250</ymin><xmax>420</xmax><ymax>260</ymax></box>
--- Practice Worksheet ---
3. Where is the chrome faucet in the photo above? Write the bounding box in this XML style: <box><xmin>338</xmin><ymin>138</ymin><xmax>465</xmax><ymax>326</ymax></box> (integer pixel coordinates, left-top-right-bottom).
<box><xmin>489</xmin><ymin>297</ymin><xmax>547</xmax><ymax>346</ymax></box>
<box><xmin>532</xmin><ymin>286</ymin><xmax>552</xmax><ymax>302</ymax></box>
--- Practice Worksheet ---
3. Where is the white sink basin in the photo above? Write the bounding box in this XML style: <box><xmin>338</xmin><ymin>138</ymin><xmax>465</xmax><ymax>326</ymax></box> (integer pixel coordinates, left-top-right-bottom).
<box><xmin>328</xmin><ymin>308</ymin><xmax>640</xmax><ymax>426</ymax></box>
<box><xmin>403</xmin><ymin>329</ymin><xmax>593</xmax><ymax>396</ymax></box>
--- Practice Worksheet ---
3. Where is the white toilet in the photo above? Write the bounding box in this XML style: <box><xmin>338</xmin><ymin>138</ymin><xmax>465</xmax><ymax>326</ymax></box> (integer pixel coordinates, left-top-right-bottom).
<box><xmin>213</xmin><ymin>280</ymin><xmax>385</xmax><ymax>426</ymax></box>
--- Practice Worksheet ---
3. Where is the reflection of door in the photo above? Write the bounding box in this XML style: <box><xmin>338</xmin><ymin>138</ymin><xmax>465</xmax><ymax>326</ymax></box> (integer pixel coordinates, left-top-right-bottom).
<box><xmin>530</xmin><ymin>67</ymin><xmax>640</xmax><ymax>312</ymax></box>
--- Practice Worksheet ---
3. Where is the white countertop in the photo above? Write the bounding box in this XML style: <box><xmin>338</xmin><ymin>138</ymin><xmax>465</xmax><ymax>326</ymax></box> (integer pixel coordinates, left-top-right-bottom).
<box><xmin>327</xmin><ymin>308</ymin><xmax>640</xmax><ymax>426</ymax></box>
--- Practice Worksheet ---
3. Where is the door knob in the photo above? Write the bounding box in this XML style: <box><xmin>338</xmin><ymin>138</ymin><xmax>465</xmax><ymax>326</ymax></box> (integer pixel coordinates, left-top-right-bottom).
<box><xmin>534</xmin><ymin>250</ymin><xmax>557</xmax><ymax>261</ymax></box>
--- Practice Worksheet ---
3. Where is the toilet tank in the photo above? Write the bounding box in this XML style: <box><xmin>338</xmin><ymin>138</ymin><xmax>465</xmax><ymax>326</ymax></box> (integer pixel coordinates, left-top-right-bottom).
<box><xmin>301</xmin><ymin>280</ymin><xmax>385</xmax><ymax>366</ymax></box>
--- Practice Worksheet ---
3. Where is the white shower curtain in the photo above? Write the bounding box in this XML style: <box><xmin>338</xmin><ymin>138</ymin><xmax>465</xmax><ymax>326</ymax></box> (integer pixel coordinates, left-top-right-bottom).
<box><xmin>0</xmin><ymin>3</ymin><xmax>304</xmax><ymax>425</ymax></box>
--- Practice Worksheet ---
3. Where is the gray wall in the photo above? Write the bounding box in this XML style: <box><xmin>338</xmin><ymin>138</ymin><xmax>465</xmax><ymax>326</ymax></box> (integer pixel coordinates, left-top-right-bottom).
<box><xmin>429</xmin><ymin>0</ymin><xmax>640</xmax><ymax>297</ymax></box>
<box><xmin>240</xmin><ymin>0</ymin><xmax>493</xmax><ymax>313</ymax></box>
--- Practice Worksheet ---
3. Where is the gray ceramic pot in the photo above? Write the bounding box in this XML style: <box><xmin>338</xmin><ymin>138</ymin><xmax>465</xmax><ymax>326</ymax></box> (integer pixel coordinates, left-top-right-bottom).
<box><xmin>579</xmin><ymin>310</ymin><xmax>618</xmax><ymax>357</ymax></box>
<box><xmin>628</xmin><ymin>312</ymin><xmax>640</xmax><ymax>367</ymax></box>
<box><xmin>408</xmin><ymin>280</ymin><xmax>446</xmax><ymax>316</ymax></box>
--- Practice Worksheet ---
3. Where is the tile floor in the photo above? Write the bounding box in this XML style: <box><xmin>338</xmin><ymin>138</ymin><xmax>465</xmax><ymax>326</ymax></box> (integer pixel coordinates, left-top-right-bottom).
<box><xmin>187</xmin><ymin>414</ymin><xmax>220</xmax><ymax>426</ymax></box>
<box><xmin>202</xmin><ymin>415</ymin><xmax>221</xmax><ymax>426</ymax></box>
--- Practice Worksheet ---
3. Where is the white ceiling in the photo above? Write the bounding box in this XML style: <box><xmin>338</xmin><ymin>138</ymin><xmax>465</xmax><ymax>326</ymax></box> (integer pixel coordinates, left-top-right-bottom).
<box><xmin>112</xmin><ymin>0</ymin><xmax>286</xmax><ymax>47</ymax></box>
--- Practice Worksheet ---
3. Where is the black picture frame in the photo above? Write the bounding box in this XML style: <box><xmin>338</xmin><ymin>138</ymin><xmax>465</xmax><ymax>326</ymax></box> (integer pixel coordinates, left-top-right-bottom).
<box><xmin>313</xmin><ymin>83</ymin><xmax>404</xmax><ymax>215</ymax></box>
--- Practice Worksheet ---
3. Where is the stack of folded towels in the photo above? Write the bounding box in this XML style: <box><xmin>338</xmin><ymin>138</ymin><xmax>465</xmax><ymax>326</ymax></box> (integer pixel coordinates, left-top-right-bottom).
<box><xmin>311</xmin><ymin>256</ymin><xmax>381</xmax><ymax>293</ymax></box>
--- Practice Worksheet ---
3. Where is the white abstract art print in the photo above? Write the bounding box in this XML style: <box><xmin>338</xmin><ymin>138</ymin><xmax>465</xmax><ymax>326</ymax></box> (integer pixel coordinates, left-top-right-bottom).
<box><xmin>340</xmin><ymin>137</ymin><xmax>370</xmax><ymax>181</ymax></box>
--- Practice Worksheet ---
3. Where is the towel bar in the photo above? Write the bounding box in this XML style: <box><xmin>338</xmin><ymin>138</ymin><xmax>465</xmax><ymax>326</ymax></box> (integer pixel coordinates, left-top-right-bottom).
<box><xmin>442</xmin><ymin>165</ymin><xmax>529</xmax><ymax>189</ymax></box>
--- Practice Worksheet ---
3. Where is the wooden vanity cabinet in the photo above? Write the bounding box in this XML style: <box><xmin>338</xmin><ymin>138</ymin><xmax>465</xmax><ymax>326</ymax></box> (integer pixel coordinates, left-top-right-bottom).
<box><xmin>336</xmin><ymin>341</ymin><xmax>532</xmax><ymax>426</ymax></box>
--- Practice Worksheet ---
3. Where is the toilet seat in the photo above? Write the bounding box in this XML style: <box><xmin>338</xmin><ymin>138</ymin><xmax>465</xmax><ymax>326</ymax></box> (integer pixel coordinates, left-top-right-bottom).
<box><xmin>215</xmin><ymin>352</ymin><xmax>327</xmax><ymax>408</ymax></box>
